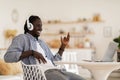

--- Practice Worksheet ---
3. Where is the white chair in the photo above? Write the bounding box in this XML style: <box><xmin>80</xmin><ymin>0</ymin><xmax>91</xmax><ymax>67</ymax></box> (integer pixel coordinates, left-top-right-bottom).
<box><xmin>21</xmin><ymin>61</ymin><xmax>47</xmax><ymax>80</ymax></box>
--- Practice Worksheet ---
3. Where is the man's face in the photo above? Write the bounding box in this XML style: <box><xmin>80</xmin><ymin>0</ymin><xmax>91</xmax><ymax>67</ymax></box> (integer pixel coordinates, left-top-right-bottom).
<box><xmin>32</xmin><ymin>19</ymin><xmax>42</xmax><ymax>37</ymax></box>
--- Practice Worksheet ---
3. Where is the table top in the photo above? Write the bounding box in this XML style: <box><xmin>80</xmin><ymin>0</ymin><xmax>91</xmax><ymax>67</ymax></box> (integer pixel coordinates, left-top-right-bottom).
<box><xmin>54</xmin><ymin>61</ymin><xmax>120</xmax><ymax>66</ymax></box>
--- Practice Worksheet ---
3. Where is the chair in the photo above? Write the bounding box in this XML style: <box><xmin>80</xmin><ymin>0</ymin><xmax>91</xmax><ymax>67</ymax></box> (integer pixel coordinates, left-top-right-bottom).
<box><xmin>101</xmin><ymin>41</ymin><xmax>118</xmax><ymax>62</ymax></box>
<box><xmin>21</xmin><ymin>61</ymin><xmax>47</xmax><ymax>80</ymax></box>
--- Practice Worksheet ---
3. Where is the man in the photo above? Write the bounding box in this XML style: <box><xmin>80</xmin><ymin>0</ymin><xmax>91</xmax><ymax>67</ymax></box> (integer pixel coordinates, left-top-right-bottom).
<box><xmin>4</xmin><ymin>15</ymin><xmax>85</xmax><ymax>80</ymax></box>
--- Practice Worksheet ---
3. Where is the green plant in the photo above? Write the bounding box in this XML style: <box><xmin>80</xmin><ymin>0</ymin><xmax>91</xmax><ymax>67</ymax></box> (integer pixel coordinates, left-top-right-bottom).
<box><xmin>113</xmin><ymin>36</ymin><xmax>120</xmax><ymax>49</ymax></box>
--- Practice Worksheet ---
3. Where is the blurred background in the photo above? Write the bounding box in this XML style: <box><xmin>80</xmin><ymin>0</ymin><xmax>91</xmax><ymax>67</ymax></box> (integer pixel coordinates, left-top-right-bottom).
<box><xmin>0</xmin><ymin>0</ymin><xmax>120</xmax><ymax>61</ymax></box>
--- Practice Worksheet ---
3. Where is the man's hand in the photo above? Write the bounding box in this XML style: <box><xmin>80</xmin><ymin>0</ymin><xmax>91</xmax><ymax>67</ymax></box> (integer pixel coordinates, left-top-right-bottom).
<box><xmin>61</xmin><ymin>32</ymin><xmax>70</xmax><ymax>47</ymax></box>
<box><xmin>33</xmin><ymin>51</ymin><xmax>47</xmax><ymax>64</ymax></box>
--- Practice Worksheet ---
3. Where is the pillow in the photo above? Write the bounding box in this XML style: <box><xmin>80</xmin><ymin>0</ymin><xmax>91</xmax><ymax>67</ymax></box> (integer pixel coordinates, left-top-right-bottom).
<box><xmin>0</xmin><ymin>59</ymin><xmax>23</xmax><ymax>75</ymax></box>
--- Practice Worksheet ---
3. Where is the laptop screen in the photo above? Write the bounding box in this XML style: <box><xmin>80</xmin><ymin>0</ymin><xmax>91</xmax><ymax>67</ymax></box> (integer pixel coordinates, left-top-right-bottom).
<box><xmin>101</xmin><ymin>41</ymin><xmax>118</xmax><ymax>62</ymax></box>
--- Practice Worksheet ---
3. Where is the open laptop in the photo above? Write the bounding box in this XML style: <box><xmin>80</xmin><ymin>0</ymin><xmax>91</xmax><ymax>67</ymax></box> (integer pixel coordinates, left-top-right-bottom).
<box><xmin>83</xmin><ymin>41</ymin><xmax>118</xmax><ymax>62</ymax></box>
<box><xmin>101</xmin><ymin>41</ymin><xmax>118</xmax><ymax>62</ymax></box>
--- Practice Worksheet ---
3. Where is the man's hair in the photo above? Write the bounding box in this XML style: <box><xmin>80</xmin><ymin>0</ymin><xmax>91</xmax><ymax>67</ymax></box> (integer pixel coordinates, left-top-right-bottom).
<box><xmin>24</xmin><ymin>15</ymin><xmax>40</xmax><ymax>34</ymax></box>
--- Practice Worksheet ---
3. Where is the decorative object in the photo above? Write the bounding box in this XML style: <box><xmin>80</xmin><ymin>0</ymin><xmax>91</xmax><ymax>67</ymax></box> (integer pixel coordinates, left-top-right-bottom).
<box><xmin>0</xmin><ymin>59</ymin><xmax>22</xmax><ymax>75</ymax></box>
<box><xmin>47</xmin><ymin>39</ymin><xmax>61</xmax><ymax>48</ymax></box>
<box><xmin>113</xmin><ymin>36</ymin><xmax>120</xmax><ymax>62</ymax></box>
<box><xmin>11</xmin><ymin>9</ymin><xmax>19</xmax><ymax>23</ymax></box>
<box><xmin>103</xmin><ymin>27</ymin><xmax>112</xmax><ymax>37</ymax></box>
<box><xmin>92</xmin><ymin>13</ymin><xmax>101</xmax><ymax>22</ymax></box>
<box><xmin>4</xmin><ymin>29</ymin><xmax>17</xmax><ymax>39</ymax></box>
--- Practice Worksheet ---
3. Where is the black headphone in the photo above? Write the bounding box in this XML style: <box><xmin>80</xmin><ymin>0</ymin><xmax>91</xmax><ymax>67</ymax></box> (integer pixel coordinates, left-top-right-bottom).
<box><xmin>27</xmin><ymin>19</ymin><xmax>34</xmax><ymax>31</ymax></box>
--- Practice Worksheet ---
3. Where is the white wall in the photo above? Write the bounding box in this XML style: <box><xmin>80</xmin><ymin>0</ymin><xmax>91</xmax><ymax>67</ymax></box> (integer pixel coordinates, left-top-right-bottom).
<box><xmin>0</xmin><ymin>0</ymin><xmax>120</xmax><ymax>59</ymax></box>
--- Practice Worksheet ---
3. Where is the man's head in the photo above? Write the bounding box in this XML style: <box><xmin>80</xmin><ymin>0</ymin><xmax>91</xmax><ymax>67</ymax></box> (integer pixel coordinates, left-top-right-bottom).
<box><xmin>24</xmin><ymin>15</ymin><xmax>42</xmax><ymax>38</ymax></box>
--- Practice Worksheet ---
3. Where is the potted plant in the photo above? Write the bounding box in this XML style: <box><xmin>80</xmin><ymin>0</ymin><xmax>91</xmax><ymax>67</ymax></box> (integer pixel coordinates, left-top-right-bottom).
<box><xmin>113</xmin><ymin>36</ymin><xmax>120</xmax><ymax>62</ymax></box>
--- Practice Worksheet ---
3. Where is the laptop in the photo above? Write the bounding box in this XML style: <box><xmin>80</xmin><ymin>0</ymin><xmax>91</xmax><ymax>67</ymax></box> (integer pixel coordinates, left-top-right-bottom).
<box><xmin>83</xmin><ymin>41</ymin><xmax>118</xmax><ymax>62</ymax></box>
<box><xmin>101</xmin><ymin>41</ymin><xmax>118</xmax><ymax>62</ymax></box>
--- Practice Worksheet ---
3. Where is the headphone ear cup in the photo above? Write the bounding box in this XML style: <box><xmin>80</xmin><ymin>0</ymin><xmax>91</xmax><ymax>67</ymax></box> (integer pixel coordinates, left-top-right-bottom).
<box><xmin>28</xmin><ymin>23</ymin><xmax>34</xmax><ymax>31</ymax></box>
<box><xmin>27</xmin><ymin>19</ymin><xmax>34</xmax><ymax>31</ymax></box>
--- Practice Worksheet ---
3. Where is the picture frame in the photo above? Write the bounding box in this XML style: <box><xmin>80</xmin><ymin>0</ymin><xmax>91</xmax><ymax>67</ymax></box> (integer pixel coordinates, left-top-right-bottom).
<box><xmin>11</xmin><ymin>9</ymin><xmax>19</xmax><ymax>23</ymax></box>
<box><xmin>103</xmin><ymin>26</ymin><xmax>112</xmax><ymax>37</ymax></box>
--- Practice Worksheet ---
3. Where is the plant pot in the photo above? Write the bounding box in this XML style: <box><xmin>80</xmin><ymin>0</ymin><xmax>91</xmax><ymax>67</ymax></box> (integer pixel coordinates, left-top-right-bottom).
<box><xmin>117</xmin><ymin>50</ymin><xmax>120</xmax><ymax>62</ymax></box>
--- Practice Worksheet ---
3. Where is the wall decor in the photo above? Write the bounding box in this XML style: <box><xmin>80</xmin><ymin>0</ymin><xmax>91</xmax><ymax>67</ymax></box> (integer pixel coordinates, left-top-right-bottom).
<box><xmin>4</xmin><ymin>29</ymin><xmax>17</xmax><ymax>39</ymax></box>
<box><xmin>103</xmin><ymin>26</ymin><xmax>112</xmax><ymax>37</ymax></box>
<box><xmin>11</xmin><ymin>9</ymin><xmax>19</xmax><ymax>23</ymax></box>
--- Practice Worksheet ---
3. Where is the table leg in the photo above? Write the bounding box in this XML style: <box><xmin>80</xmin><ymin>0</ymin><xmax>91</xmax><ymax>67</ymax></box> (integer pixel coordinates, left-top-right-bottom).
<box><xmin>90</xmin><ymin>70</ymin><xmax>113</xmax><ymax>80</ymax></box>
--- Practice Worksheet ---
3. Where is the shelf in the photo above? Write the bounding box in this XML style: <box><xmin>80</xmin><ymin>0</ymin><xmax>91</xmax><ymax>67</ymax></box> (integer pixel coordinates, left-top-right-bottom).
<box><xmin>43</xmin><ymin>20</ymin><xmax>104</xmax><ymax>25</ymax></box>
<box><xmin>0</xmin><ymin>48</ymin><xmax>7</xmax><ymax>50</ymax></box>
<box><xmin>41</xmin><ymin>19</ymin><xmax>100</xmax><ymax>49</ymax></box>
<box><xmin>42</xmin><ymin>31</ymin><xmax>94</xmax><ymax>37</ymax></box>
<box><xmin>41</xmin><ymin>32</ymin><xmax>92</xmax><ymax>37</ymax></box>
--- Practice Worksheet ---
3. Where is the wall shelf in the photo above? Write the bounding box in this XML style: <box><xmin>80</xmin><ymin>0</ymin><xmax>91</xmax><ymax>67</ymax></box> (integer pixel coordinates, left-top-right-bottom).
<box><xmin>42</xmin><ymin>32</ymin><xmax>94</xmax><ymax>38</ymax></box>
<box><xmin>43</xmin><ymin>20</ymin><xmax>104</xmax><ymax>25</ymax></box>
<box><xmin>41</xmin><ymin>20</ymin><xmax>103</xmax><ymax>49</ymax></box>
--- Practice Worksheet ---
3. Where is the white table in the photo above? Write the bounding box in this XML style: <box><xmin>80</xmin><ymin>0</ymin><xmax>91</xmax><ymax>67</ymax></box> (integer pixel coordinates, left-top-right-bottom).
<box><xmin>55</xmin><ymin>61</ymin><xmax>120</xmax><ymax>80</ymax></box>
